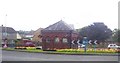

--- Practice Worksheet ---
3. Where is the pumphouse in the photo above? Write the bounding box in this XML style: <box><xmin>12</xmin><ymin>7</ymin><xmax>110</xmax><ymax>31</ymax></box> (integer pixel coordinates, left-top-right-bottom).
<box><xmin>41</xmin><ymin>20</ymin><xmax>80</xmax><ymax>50</ymax></box>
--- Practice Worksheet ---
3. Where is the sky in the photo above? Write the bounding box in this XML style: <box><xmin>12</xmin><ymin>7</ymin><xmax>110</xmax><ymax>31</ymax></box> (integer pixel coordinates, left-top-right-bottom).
<box><xmin>0</xmin><ymin>0</ymin><xmax>119</xmax><ymax>31</ymax></box>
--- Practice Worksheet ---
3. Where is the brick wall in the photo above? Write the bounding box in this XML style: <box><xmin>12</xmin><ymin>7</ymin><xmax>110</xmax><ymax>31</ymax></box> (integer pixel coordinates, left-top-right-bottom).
<box><xmin>41</xmin><ymin>30</ymin><xmax>79</xmax><ymax>50</ymax></box>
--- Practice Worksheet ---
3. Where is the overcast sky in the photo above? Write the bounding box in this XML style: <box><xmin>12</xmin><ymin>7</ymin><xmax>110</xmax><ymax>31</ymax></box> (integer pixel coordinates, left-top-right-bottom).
<box><xmin>0</xmin><ymin>0</ymin><xmax>119</xmax><ymax>31</ymax></box>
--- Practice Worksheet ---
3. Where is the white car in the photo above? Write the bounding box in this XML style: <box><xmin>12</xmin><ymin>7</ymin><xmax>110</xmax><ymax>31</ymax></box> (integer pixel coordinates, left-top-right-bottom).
<box><xmin>36</xmin><ymin>46</ymin><xmax>42</xmax><ymax>49</ymax></box>
<box><xmin>108</xmin><ymin>44</ymin><xmax>120</xmax><ymax>49</ymax></box>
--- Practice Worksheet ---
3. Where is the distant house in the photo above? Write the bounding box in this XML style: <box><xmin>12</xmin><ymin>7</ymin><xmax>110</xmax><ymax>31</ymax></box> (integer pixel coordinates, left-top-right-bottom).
<box><xmin>41</xmin><ymin>20</ymin><xmax>79</xmax><ymax>50</ymax></box>
<box><xmin>16</xmin><ymin>33</ymin><xmax>22</xmax><ymax>39</ymax></box>
<box><xmin>17</xmin><ymin>30</ymin><xmax>26</xmax><ymax>38</ymax></box>
<box><xmin>0</xmin><ymin>26</ymin><xmax>17</xmax><ymax>46</ymax></box>
<box><xmin>17</xmin><ymin>30</ymin><xmax>34</xmax><ymax>40</ymax></box>
<box><xmin>32</xmin><ymin>28</ymin><xmax>43</xmax><ymax>46</ymax></box>
<box><xmin>25</xmin><ymin>34</ymin><xmax>34</xmax><ymax>40</ymax></box>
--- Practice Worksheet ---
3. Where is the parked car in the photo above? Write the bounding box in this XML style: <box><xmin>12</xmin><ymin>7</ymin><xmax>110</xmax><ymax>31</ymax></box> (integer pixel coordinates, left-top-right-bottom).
<box><xmin>108</xmin><ymin>44</ymin><xmax>120</xmax><ymax>49</ymax></box>
<box><xmin>35</xmin><ymin>46</ymin><xmax>42</xmax><ymax>49</ymax></box>
<box><xmin>22</xmin><ymin>40</ymin><xmax>35</xmax><ymax>47</ymax></box>
<box><xmin>25</xmin><ymin>42</ymin><xmax>35</xmax><ymax>47</ymax></box>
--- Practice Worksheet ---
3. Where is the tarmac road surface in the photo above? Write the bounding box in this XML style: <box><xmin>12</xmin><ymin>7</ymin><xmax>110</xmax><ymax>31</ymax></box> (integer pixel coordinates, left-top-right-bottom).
<box><xmin>2</xmin><ymin>50</ymin><xmax>119</xmax><ymax>61</ymax></box>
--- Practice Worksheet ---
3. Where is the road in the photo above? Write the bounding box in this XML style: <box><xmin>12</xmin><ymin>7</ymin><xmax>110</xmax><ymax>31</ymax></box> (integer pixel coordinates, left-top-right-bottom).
<box><xmin>2</xmin><ymin>50</ymin><xmax>118</xmax><ymax>61</ymax></box>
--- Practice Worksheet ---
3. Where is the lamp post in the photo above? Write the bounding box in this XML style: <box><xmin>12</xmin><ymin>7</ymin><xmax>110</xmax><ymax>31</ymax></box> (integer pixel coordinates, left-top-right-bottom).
<box><xmin>3</xmin><ymin>14</ymin><xmax>8</xmax><ymax>48</ymax></box>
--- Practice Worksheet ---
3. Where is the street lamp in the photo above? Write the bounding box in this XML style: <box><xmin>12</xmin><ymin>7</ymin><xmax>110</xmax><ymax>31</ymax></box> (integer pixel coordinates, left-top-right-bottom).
<box><xmin>3</xmin><ymin>14</ymin><xmax>8</xmax><ymax>48</ymax></box>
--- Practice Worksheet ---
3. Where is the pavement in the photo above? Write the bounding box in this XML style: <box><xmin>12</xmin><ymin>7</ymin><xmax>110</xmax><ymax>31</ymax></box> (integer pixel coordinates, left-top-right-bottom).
<box><xmin>2</xmin><ymin>50</ymin><xmax>119</xmax><ymax>61</ymax></box>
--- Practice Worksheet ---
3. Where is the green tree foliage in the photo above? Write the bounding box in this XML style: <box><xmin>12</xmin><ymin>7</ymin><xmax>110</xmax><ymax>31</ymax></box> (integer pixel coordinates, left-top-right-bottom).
<box><xmin>79</xmin><ymin>22</ymin><xmax>112</xmax><ymax>41</ymax></box>
<box><xmin>112</xmin><ymin>29</ymin><xmax>120</xmax><ymax>42</ymax></box>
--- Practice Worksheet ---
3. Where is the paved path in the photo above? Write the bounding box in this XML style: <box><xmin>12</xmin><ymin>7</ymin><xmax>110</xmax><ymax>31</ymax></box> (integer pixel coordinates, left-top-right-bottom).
<box><xmin>2</xmin><ymin>50</ymin><xmax>119</xmax><ymax>61</ymax></box>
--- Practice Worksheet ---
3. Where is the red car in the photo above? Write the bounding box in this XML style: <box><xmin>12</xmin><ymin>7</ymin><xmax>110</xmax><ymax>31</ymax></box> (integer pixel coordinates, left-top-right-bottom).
<box><xmin>25</xmin><ymin>42</ymin><xmax>35</xmax><ymax>47</ymax></box>
<box><xmin>23</xmin><ymin>40</ymin><xmax>35</xmax><ymax>47</ymax></box>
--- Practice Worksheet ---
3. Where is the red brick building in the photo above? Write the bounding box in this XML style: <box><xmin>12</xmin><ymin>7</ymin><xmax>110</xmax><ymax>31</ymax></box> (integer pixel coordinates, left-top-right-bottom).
<box><xmin>41</xmin><ymin>20</ymin><xmax>80</xmax><ymax>50</ymax></box>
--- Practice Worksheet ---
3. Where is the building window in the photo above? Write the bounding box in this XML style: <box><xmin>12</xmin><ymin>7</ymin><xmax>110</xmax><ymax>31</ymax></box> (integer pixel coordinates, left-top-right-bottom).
<box><xmin>46</xmin><ymin>37</ymin><xmax>50</xmax><ymax>43</ymax></box>
<box><xmin>62</xmin><ymin>38</ymin><xmax>68</xmax><ymax>43</ymax></box>
<box><xmin>2</xmin><ymin>32</ymin><xmax>8</xmax><ymax>36</ymax></box>
<box><xmin>54</xmin><ymin>37</ymin><xmax>59</xmax><ymax>43</ymax></box>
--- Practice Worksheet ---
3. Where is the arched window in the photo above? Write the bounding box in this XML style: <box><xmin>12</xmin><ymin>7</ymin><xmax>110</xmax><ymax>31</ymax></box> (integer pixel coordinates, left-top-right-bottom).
<box><xmin>62</xmin><ymin>38</ymin><xmax>68</xmax><ymax>43</ymax></box>
<box><xmin>54</xmin><ymin>37</ymin><xmax>59</xmax><ymax>43</ymax></box>
<box><xmin>46</xmin><ymin>36</ymin><xmax>50</xmax><ymax>43</ymax></box>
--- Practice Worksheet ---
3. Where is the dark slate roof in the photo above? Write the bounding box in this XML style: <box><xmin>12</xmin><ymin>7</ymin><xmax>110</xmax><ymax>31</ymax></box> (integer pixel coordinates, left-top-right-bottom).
<box><xmin>43</xmin><ymin>20</ymin><xmax>74</xmax><ymax>30</ymax></box>
<box><xmin>0</xmin><ymin>26</ymin><xmax>16</xmax><ymax>33</ymax></box>
<box><xmin>17</xmin><ymin>30</ymin><xmax>34</xmax><ymax>35</ymax></box>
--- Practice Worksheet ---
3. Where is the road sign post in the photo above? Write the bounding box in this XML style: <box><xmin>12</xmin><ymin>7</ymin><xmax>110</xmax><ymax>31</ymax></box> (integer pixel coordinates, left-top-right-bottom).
<box><xmin>83</xmin><ymin>37</ymin><xmax>88</xmax><ymax>53</ymax></box>
<box><xmin>93</xmin><ymin>44</ymin><xmax>96</xmax><ymax>53</ymax></box>
<box><xmin>93</xmin><ymin>40</ymin><xmax>97</xmax><ymax>53</ymax></box>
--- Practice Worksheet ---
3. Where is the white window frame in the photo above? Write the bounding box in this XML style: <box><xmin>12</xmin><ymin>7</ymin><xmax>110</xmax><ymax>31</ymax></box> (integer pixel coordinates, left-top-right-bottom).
<box><xmin>62</xmin><ymin>38</ymin><xmax>68</xmax><ymax>43</ymax></box>
<box><xmin>54</xmin><ymin>37</ymin><xmax>59</xmax><ymax>43</ymax></box>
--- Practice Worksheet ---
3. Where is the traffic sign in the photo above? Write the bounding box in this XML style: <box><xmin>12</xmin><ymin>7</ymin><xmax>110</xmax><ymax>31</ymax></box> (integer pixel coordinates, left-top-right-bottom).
<box><xmin>83</xmin><ymin>37</ymin><xmax>88</xmax><ymax>53</ymax></box>
<box><xmin>77</xmin><ymin>40</ymin><xmax>80</xmax><ymax>44</ymax></box>
<box><xmin>88</xmin><ymin>40</ymin><xmax>97</xmax><ymax>45</ymax></box>
<box><xmin>71</xmin><ymin>40</ymin><xmax>75</xmax><ymax>44</ymax></box>
<box><xmin>94</xmin><ymin>40</ymin><xmax>97</xmax><ymax>44</ymax></box>
<box><xmin>88</xmin><ymin>40</ymin><xmax>92</xmax><ymax>44</ymax></box>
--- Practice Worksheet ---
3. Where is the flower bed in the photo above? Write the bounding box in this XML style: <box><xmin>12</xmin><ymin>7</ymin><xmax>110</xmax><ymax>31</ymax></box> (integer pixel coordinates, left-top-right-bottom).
<box><xmin>15</xmin><ymin>47</ymin><xmax>36</xmax><ymax>50</ymax></box>
<box><xmin>7</xmin><ymin>47</ymin><xmax>120</xmax><ymax>53</ymax></box>
<box><xmin>26</xmin><ymin>47</ymin><xmax>36</xmax><ymax>50</ymax></box>
<box><xmin>15</xmin><ymin>47</ymin><xmax>26</xmax><ymax>49</ymax></box>
<box><xmin>56</xmin><ymin>48</ymin><xmax>119</xmax><ymax>53</ymax></box>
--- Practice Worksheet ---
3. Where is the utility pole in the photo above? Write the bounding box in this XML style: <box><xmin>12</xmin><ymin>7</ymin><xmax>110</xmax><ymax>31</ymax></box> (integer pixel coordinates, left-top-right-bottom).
<box><xmin>1</xmin><ymin>25</ymin><xmax>3</xmax><ymax>47</ymax></box>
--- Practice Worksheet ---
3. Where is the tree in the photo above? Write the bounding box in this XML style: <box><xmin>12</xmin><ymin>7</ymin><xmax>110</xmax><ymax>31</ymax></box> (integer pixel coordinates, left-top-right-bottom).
<box><xmin>112</xmin><ymin>29</ymin><xmax>120</xmax><ymax>42</ymax></box>
<box><xmin>79</xmin><ymin>22</ymin><xmax>112</xmax><ymax>41</ymax></box>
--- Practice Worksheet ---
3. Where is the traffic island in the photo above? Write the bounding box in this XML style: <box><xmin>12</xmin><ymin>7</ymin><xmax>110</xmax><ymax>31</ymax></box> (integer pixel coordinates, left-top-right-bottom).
<box><xmin>2</xmin><ymin>48</ymin><xmax>120</xmax><ymax>56</ymax></box>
